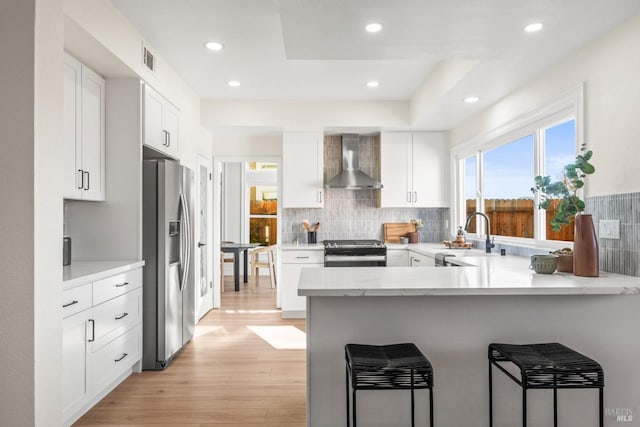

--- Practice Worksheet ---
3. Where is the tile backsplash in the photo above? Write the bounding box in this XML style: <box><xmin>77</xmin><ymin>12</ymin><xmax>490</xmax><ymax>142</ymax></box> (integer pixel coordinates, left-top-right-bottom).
<box><xmin>283</xmin><ymin>189</ymin><xmax>449</xmax><ymax>243</ymax></box>
<box><xmin>586</xmin><ymin>192</ymin><xmax>640</xmax><ymax>277</ymax></box>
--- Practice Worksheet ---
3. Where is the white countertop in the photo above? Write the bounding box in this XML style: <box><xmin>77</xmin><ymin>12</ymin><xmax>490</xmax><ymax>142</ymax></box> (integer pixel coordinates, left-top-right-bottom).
<box><xmin>298</xmin><ymin>244</ymin><xmax>640</xmax><ymax>296</ymax></box>
<box><xmin>63</xmin><ymin>260</ymin><xmax>145</xmax><ymax>289</ymax></box>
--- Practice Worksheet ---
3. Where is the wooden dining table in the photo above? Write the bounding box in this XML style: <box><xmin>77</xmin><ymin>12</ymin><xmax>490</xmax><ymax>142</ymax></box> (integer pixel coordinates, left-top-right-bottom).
<box><xmin>221</xmin><ymin>242</ymin><xmax>260</xmax><ymax>291</ymax></box>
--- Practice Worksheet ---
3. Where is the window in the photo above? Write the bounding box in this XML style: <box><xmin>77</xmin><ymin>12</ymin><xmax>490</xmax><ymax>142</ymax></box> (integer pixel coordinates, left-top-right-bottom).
<box><xmin>483</xmin><ymin>134</ymin><xmax>534</xmax><ymax>238</ymax></box>
<box><xmin>246</xmin><ymin>162</ymin><xmax>278</xmax><ymax>245</ymax></box>
<box><xmin>460</xmin><ymin>117</ymin><xmax>577</xmax><ymax>243</ymax></box>
<box><xmin>249</xmin><ymin>185</ymin><xmax>277</xmax><ymax>245</ymax></box>
<box><xmin>543</xmin><ymin>120</ymin><xmax>576</xmax><ymax>241</ymax></box>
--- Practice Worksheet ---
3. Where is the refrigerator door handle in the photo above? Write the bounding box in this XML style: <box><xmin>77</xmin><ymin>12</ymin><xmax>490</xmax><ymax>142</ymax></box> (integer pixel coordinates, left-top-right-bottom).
<box><xmin>182</xmin><ymin>192</ymin><xmax>192</xmax><ymax>291</ymax></box>
<box><xmin>179</xmin><ymin>192</ymin><xmax>190</xmax><ymax>291</ymax></box>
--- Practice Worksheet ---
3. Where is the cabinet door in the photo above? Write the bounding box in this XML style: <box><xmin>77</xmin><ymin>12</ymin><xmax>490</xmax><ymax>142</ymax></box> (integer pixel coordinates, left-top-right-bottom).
<box><xmin>62</xmin><ymin>311</ymin><xmax>90</xmax><ymax>422</ymax></box>
<box><xmin>281</xmin><ymin>262</ymin><xmax>322</xmax><ymax>316</ymax></box>
<box><xmin>163</xmin><ymin>101</ymin><xmax>180</xmax><ymax>158</ymax></box>
<box><xmin>282</xmin><ymin>132</ymin><xmax>324</xmax><ymax>208</ymax></box>
<box><xmin>409</xmin><ymin>251</ymin><xmax>433</xmax><ymax>267</ymax></box>
<box><xmin>143</xmin><ymin>85</ymin><xmax>165</xmax><ymax>152</ymax></box>
<box><xmin>387</xmin><ymin>249</ymin><xmax>409</xmax><ymax>267</ymax></box>
<box><xmin>411</xmin><ymin>133</ymin><xmax>449</xmax><ymax>207</ymax></box>
<box><xmin>80</xmin><ymin>65</ymin><xmax>106</xmax><ymax>201</ymax></box>
<box><xmin>63</xmin><ymin>54</ymin><xmax>82</xmax><ymax>199</ymax></box>
<box><xmin>380</xmin><ymin>133</ymin><xmax>412</xmax><ymax>207</ymax></box>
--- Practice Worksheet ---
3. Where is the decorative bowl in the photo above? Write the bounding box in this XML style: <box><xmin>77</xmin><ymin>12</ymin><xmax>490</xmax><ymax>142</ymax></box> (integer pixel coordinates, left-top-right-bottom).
<box><xmin>529</xmin><ymin>254</ymin><xmax>559</xmax><ymax>274</ymax></box>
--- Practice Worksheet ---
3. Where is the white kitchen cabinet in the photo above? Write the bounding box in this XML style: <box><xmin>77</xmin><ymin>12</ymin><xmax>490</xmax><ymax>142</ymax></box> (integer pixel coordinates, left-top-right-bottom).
<box><xmin>281</xmin><ymin>249</ymin><xmax>324</xmax><ymax>317</ymax></box>
<box><xmin>63</xmin><ymin>53</ymin><xmax>105</xmax><ymax>201</ymax></box>
<box><xmin>143</xmin><ymin>84</ymin><xmax>180</xmax><ymax>159</ymax></box>
<box><xmin>380</xmin><ymin>132</ymin><xmax>449</xmax><ymax>208</ymax></box>
<box><xmin>282</xmin><ymin>132</ymin><xmax>324</xmax><ymax>208</ymax></box>
<box><xmin>387</xmin><ymin>248</ymin><xmax>410</xmax><ymax>266</ymax></box>
<box><xmin>409</xmin><ymin>251</ymin><xmax>433</xmax><ymax>267</ymax></box>
<box><xmin>62</xmin><ymin>265</ymin><xmax>143</xmax><ymax>426</ymax></box>
<box><xmin>62</xmin><ymin>309</ymin><xmax>91</xmax><ymax>423</ymax></box>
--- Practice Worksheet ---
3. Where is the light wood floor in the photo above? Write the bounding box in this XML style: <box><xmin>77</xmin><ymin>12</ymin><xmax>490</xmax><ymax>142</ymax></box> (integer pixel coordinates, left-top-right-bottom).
<box><xmin>75</xmin><ymin>275</ymin><xmax>307</xmax><ymax>426</ymax></box>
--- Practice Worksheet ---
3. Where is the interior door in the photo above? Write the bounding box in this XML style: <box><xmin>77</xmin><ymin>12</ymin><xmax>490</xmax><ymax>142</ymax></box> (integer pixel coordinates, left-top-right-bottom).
<box><xmin>196</xmin><ymin>155</ymin><xmax>213</xmax><ymax>320</ymax></box>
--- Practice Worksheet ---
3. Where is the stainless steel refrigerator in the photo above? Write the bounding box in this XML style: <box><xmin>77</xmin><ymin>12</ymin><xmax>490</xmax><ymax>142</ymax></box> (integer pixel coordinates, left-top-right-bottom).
<box><xmin>142</xmin><ymin>159</ymin><xmax>196</xmax><ymax>370</ymax></box>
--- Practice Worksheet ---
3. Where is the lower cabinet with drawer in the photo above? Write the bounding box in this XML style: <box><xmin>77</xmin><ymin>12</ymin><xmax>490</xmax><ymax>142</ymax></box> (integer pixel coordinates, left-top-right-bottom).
<box><xmin>281</xmin><ymin>249</ymin><xmax>324</xmax><ymax>318</ymax></box>
<box><xmin>62</xmin><ymin>265</ymin><xmax>143</xmax><ymax>426</ymax></box>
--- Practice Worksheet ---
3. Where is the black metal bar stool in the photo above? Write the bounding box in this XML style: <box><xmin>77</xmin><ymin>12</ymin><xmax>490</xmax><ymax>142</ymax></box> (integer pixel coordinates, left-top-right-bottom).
<box><xmin>345</xmin><ymin>343</ymin><xmax>434</xmax><ymax>427</ymax></box>
<box><xmin>488</xmin><ymin>343</ymin><xmax>604</xmax><ymax>427</ymax></box>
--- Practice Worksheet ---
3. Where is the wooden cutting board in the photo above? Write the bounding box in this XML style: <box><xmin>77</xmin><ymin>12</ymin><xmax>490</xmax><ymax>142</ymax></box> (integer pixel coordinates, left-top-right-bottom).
<box><xmin>383</xmin><ymin>223</ymin><xmax>416</xmax><ymax>243</ymax></box>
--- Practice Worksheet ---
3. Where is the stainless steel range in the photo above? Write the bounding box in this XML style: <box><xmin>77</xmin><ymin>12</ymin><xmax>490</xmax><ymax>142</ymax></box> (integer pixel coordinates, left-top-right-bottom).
<box><xmin>323</xmin><ymin>240</ymin><xmax>387</xmax><ymax>267</ymax></box>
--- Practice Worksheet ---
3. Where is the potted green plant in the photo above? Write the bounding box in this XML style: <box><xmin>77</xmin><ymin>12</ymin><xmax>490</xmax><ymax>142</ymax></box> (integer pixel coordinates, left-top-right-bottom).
<box><xmin>531</xmin><ymin>144</ymin><xmax>598</xmax><ymax>276</ymax></box>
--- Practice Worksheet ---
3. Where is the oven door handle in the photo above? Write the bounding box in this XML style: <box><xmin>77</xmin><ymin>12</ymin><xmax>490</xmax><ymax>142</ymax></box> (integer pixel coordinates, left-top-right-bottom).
<box><xmin>324</xmin><ymin>255</ymin><xmax>387</xmax><ymax>262</ymax></box>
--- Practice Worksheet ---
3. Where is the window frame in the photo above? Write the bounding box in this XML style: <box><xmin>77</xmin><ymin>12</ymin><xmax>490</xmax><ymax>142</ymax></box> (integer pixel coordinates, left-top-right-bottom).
<box><xmin>451</xmin><ymin>84</ymin><xmax>584</xmax><ymax>248</ymax></box>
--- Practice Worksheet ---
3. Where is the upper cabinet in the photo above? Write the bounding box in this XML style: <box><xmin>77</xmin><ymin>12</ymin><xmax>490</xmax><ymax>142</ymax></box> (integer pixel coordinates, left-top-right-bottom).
<box><xmin>63</xmin><ymin>53</ymin><xmax>105</xmax><ymax>201</ymax></box>
<box><xmin>143</xmin><ymin>84</ymin><xmax>180</xmax><ymax>159</ymax></box>
<box><xmin>282</xmin><ymin>132</ymin><xmax>324</xmax><ymax>208</ymax></box>
<box><xmin>380</xmin><ymin>132</ymin><xmax>449</xmax><ymax>208</ymax></box>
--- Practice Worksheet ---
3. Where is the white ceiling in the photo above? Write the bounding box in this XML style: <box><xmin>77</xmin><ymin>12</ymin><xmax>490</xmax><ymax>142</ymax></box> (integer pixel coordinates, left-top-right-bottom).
<box><xmin>110</xmin><ymin>0</ymin><xmax>640</xmax><ymax>129</ymax></box>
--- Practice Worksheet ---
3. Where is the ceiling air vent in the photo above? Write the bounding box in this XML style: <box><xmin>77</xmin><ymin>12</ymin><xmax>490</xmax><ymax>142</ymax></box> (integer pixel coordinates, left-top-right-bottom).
<box><xmin>142</xmin><ymin>44</ymin><xmax>155</xmax><ymax>72</ymax></box>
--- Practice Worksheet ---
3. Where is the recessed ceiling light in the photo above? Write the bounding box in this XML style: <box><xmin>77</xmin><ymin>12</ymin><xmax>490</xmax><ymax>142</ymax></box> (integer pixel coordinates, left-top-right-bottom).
<box><xmin>366</xmin><ymin>81</ymin><xmax>380</xmax><ymax>88</ymax></box>
<box><xmin>524</xmin><ymin>22</ymin><xmax>544</xmax><ymax>33</ymax></box>
<box><xmin>365</xmin><ymin>23</ymin><xmax>382</xmax><ymax>33</ymax></box>
<box><xmin>204</xmin><ymin>41</ymin><xmax>223</xmax><ymax>51</ymax></box>
<box><xmin>227</xmin><ymin>80</ymin><xmax>241</xmax><ymax>87</ymax></box>
<box><xmin>464</xmin><ymin>96</ymin><xmax>480</xmax><ymax>103</ymax></box>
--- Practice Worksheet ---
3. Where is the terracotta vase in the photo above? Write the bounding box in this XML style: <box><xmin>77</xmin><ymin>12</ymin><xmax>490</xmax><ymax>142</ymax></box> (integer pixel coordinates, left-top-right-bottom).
<box><xmin>556</xmin><ymin>254</ymin><xmax>574</xmax><ymax>273</ymax></box>
<box><xmin>407</xmin><ymin>232</ymin><xmax>419</xmax><ymax>244</ymax></box>
<box><xmin>573</xmin><ymin>214</ymin><xmax>599</xmax><ymax>277</ymax></box>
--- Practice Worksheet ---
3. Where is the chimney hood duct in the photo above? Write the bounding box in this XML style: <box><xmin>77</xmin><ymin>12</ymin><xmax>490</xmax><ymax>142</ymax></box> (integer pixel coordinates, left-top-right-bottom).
<box><xmin>326</xmin><ymin>135</ymin><xmax>383</xmax><ymax>189</ymax></box>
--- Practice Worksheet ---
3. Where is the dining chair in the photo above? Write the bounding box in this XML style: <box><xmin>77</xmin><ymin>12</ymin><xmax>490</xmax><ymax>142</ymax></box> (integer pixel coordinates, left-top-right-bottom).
<box><xmin>220</xmin><ymin>241</ymin><xmax>236</xmax><ymax>293</ymax></box>
<box><xmin>250</xmin><ymin>244</ymin><xmax>277</xmax><ymax>288</ymax></box>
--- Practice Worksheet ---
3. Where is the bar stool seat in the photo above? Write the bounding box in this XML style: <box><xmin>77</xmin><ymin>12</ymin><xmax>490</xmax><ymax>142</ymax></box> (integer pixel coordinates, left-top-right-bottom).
<box><xmin>345</xmin><ymin>343</ymin><xmax>434</xmax><ymax>427</ymax></box>
<box><xmin>489</xmin><ymin>342</ymin><xmax>604</xmax><ymax>427</ymax></box>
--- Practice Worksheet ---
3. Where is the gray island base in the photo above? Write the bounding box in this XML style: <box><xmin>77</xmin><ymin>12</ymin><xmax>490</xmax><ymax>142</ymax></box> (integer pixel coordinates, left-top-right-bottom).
<box><xmin>300</xmin><ymin>265</ymin><xmax>640</xmax><ymax>427</ymax></box>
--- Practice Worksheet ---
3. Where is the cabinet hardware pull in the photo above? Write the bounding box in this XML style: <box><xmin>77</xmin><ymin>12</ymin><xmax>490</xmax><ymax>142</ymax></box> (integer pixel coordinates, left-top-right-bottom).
<box><xmin>414</xmin><ymin>191</ymin><xmax>417</xmax><ymax>203</ymax></box>
<box><xmin>296</xmin><ymin>256</ymin><xmax>310</xmax><ymax>259</ymax></box>
<box><xmin>88</xmin><ymin>319</ymin><xmax>95</xmax><ymax>342</ymax></box>
<box><xmin>114</xmin><ymin>353</ymin><xmax>128</xmax><ymax>363</ymax></box>
<box><xmin>84</xmin><ymin>171</ymin><xmax>90</xmax><ymax>191</ymax></box>
<box><xmin>115</xmin><ymin>312</ymin><xmax>129</xmax><ymax>320</ymax></box>
<box><xmin>78</xmin><ymin>169</ymin><xmax>84</xmax><ymax>189</ymax></box>
<box><xmin>115</xmin><ymin>282</ymin><xmax>129</xmax><ymax>288</ymax></box>
<box><xmin>407</xmin><ymin>192</ymin><xmax>412</xmax><ymax>203</ymax></box>
<box><xmin>167</xmin><ymin>131</ymin><xmax>171</xmax><ymax>147</ymax></box>
<box><xmin>63</xmin><ymin>300</ymin><xmax>79</xmax><ymax>308</ymax></box>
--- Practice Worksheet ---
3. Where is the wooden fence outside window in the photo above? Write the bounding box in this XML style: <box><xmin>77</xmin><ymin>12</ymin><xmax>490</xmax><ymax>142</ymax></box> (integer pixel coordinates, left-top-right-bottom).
<box><xmin>465</xmin><ymin>199</ymin><xmax>574</xmax><ymax>242</ymax></box>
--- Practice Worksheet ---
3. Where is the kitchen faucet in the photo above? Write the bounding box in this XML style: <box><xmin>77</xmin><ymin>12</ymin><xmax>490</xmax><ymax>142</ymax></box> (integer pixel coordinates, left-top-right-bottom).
<box><xmin>464</xmin><ymin>212</ymin><xmax>495</xmax><ymax>253</ymax></box>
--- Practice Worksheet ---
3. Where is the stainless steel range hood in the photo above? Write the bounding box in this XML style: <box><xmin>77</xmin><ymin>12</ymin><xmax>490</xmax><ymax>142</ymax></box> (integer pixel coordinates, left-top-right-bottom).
<box><xmin>326</xmin><ymin>135</ymin><xmax>383</xmax><ymax>189</ymax></box>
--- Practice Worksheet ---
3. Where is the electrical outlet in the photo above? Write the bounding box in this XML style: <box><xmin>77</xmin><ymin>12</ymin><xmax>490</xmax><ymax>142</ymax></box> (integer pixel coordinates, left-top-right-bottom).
<box><xmin>599</xmin><ymin>219</ymin><xmax>620</xmax><ymax>239</ymax></box>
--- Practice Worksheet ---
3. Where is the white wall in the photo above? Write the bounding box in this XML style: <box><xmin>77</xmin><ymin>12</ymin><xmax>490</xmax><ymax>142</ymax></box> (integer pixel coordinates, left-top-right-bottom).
<box><xmin>202</xmin><ymin>99</ymin><xmax>410</xmax><ymax>130</ymax></box>
<box><xmin>450</xmin><ymin>15</ymin><xmax>640</xmax><ymax>197</ymax></box>
<box><xmin>213</xmin><ymin>135</ymin><xmax>283</xmax><ymax>157</ymax></box>
<box><xmin>0</xmin><ymin>0</ymin><xmax>64</xmax><ymax>425</ymax></box>
<box><xmin>222</xmin><ymin>163</ymin><xmax>243</xmax><ymax>243</ymax></box>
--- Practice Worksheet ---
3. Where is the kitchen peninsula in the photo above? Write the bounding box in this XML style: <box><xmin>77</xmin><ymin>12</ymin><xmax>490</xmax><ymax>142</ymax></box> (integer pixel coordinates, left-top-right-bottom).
<box><xmin>299</xmin><ymin>250</ymin><xmax>640</xmax><ymax>427</ymax></box>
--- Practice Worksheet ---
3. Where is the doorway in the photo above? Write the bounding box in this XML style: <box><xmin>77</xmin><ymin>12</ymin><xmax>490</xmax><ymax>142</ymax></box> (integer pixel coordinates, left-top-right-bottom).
<box><xmin>214</xmin><ymin>157</ymin><xmax>281</xmax><ymax>309</ymax></box>
<box><xmin>196</xmin><ymin>154</ymin><xmax>213</xmax><ymax>320</ymax></box>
